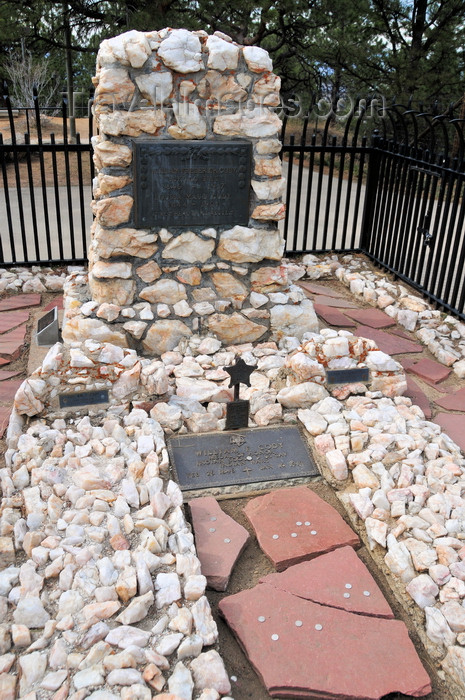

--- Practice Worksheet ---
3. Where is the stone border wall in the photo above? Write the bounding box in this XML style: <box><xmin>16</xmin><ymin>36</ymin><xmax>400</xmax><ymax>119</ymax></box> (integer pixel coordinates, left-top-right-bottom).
<box><xmin>62</xmin><ymin>28</ymin><xmax>318</xmax><ymax>355</ymax></box>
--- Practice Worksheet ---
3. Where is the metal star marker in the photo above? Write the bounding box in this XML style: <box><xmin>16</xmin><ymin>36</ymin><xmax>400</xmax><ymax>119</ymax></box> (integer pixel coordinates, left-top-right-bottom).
<box><xmin>225</xmin><ymin>357</ymin><xmax>255</xmax><ymax>400</ymax></box>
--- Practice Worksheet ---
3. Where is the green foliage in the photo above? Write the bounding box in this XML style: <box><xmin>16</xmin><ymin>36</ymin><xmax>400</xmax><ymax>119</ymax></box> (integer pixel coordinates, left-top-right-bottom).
<box><xmin>0</xmin><ymin>0</ymin><xmax>463</xmax><ymax>107</ymax></box>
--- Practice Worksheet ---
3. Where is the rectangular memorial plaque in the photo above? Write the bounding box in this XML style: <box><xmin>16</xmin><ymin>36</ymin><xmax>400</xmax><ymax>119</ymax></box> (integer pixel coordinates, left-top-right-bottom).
<box><xmin>169</xmin><ymin>426</ymin><xmax>319</xmax><ymax>491</ymax></box>
<box><xmin>326</xmin><ymin>367</ymin><xmax>370</xmax><ymax>385</ymax></box>
<box><xmin>59</xmin><ymin>390</ymin><xmax>109</xmax><ymax>409</ymax></box>
<box><xmin>134</xmin><ymin>140</ymin><xmax>252</xmax><ymax>228</ymax></box>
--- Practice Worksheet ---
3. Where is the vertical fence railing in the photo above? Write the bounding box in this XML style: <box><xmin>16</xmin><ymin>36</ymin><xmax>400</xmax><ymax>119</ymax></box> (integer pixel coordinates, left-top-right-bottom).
<box><xmin>0</xmin><ymin>85</ymin><xmax>94</xmax><ymax>267</ymax></box>
<box><xmin>360</xmin><ymin>108</ymin><xmax>465</xmax><ymax>320</ymax></box>
<box><xmin>280</xmin><ymin>106</ymin><xmax>371</xmax><ymax>254</ymax></box>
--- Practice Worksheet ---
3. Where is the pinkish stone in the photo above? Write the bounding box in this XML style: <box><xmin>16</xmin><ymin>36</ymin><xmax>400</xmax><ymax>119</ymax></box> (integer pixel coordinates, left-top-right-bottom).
<box><xmin>297</xmin><ymin>282</ymin><xmax>346</xmax><ymax>298</ymax></box>
<box><xmin>343</xmin><ymin>308</ymin><xmax>397</xmax><ymax>328</ymax></box>
<box><xmin>219</xmin><ymin>582</ymin><xmax>431</xmax><ymax>699</ymax></box>
<box><xmin>354</xmin><ymin>325</ymin><xmax>423</xmax><ymax>354</ymax></box>
<box><xmin>434</xmin><ymin>387</ymin><xmax>465</xmax><ymax>411</ymax></box>
<box><xmin>0</xmin><ymin>294</ymin><xmax>41</xmax><ymax>311</ymax></box>
<box><xmin>405</xmin><ymin>376</ymin><xmax>432</xmax><ymax>419</ymax></box>
<box><xmin>313</xmin><ymin>304</ymin><xmax>356</xmax><ymax>327</ymax></box>
<box><xmin>0</xmin><ymin>310</ymin><xmax>29</xmax><ymax>334</ymax></box>
<box><xmin>408</xmin><ymin>358</ymin><xmax>451</xmax><ymax>384</ymax></box>
<box><xmin>435</xmin><ymin>414</ymin><xmax>465</xmax><ymax>453</ymax></box>
<box><xmin>189</xmin><ymin>497</ymin><xmax>249</xmax><ymax>591</ymax></box>
<box><xmin>260</xmin><ymin>546</ymin><xmax>393</xmax><ymax>618</ymax></box>
<box><xmin>244</xmin><ymin>486</ymin><xmax>360</xmax><ymax>571</ymax></box>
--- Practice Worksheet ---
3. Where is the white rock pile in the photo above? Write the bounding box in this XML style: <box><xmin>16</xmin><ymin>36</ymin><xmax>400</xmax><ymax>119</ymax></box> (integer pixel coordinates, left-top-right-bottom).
<box><xmin>302</xmin><ymin>252</ymin><xmax>465</xmax><ymax>376</ymax></box>
<box><xmin>0</xmin><ymin>268</ymin><xmax>67</xmax><ymax>294</ymax></box>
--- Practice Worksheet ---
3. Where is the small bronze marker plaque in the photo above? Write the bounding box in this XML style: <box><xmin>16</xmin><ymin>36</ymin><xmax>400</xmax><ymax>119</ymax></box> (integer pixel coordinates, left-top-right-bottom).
<box><xmin>326</xmin><ymin>367</ymin><xmax>370</xmax><ymax>385</ymax></box>
<box><xmin>169</xmin><ymin>426</ymin><xmax>319</xmax><ymax>491</ymax></box>
<box><xmin>59</xmin><ymin>390</ymin><xmax>109</xmax><ymax>409</ymax></box>
<box><xmin>134</xmin><ymin>140</ymin><xmax>252</xmax><ymax>228</ymax></box>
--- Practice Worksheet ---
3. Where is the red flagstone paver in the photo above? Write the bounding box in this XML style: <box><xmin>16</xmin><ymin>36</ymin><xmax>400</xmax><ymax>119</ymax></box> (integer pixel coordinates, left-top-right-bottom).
<box><xmin>243</xmin><ymin>486</ymin><xmax>360</xmax><ymax>571</ymax></box>
<box><xmin>434</xmin><ymin>387</ymin><xmax>465</xmax><ymax>411</ymax></box>
<box><xmin>405</xmin><ymin>376</ymin><xmax>432</xmax><ymax>419</ymax></box>
<box><xmin>0</xmin><ymin>310</ymin><xmax>29</xmax><ymax>334</ymax></box>
<box><xmin>219</xmin><ymin>582</ymin><xmax>431</xmax><ymax>699</ymax></box>
<box><xmin>42</xmin><ymin>296</ymin><xmax>64</xmax><ymax>312</ymax></box>
<box><xmin>0</xmin><ymin>294</ymin><xmax>41</xmax><ymax>312</ymax></box>
<box><xmin>0</xmin><ymin>324</ymin><xmax>27</xmax><ymax>361</ymax></box>
<box><xmin>408</xmin><ymin>357</ymin><xmax>451</xmax><ymax>384</ymax></box>
<box><xmin>311</xmin><ymin>294</ymin><xmax>359</xmax><ymax>308</ymax></box>
<box><xmin>354</xmin><ymin>325</ymin><xmax>423</xmax><ymax>354</ymax></box>
<box><xmin>0</xmin><ymin>358</ymin><xmax>11</xmax><ymax>368</ymax></box>
<box><xmin>297</xmin><ymin>281</ymin><xmax>346</xmax><ymax>298</ymax></box>
<box><xmin>435</xmin><ymin>413</ymin><xmax>465</xmax><ymax>452</ymax></box>
<box><xmin>314</xmin><ymin>304</ymin><xmax>356</xmax><ymax>327</ymax></box>
<box><xmin>260</xmin><ymin>546</ymin><xmax>394</xmax><ymax>618</ymax></box>
<box><xmin>0</xmin><ymin>379</ymin><xmax>24</xmax><ymax>402</ymax></box>
<box><xmin>0</xmin><ymin>370</ymin><xmax>21</xmax><ymax>382</ymax></box>
<box><xmin>0</xmin><ymin>406</ymin><xmax>11</xmax><ymax>437</ymax></box>
<box><xmin>399</xmin><ymin>356</ymin><xmax>420</xmax><ymax>371</ymax></box>
<box><xmin>343</xmin><ymin>308</ymin><xmax>396</xmax><ymax>328</ymax></box>
<box><xmin>189</xmin><ymin>496</ymin><xmax>250</xmax><ymax>591</ymax></box>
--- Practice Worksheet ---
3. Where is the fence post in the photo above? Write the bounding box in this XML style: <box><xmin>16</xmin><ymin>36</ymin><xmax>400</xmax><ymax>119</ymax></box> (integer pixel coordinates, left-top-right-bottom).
<box><xmin>359</xmin><ymin>130</ymin><xmax>381</xmax><ymax>251</ymax></box>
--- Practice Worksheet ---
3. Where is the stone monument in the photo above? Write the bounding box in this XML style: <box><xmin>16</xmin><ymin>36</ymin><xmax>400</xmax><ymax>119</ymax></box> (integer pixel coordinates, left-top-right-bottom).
<box><xmin>62</xmin><ymin>28</ymin><xmax>318</xmax><ymax>355</ymax></box>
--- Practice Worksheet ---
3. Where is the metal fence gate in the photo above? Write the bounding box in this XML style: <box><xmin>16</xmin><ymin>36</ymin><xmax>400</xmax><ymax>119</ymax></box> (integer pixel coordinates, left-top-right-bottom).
<box><xmin>0</xmin><ymin>86</ymin><xmax>94</xmax><ymax>267</ymax></box>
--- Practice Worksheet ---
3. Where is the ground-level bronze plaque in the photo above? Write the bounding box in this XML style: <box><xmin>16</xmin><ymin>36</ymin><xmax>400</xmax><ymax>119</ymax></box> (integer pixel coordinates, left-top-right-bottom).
<box><xmin>169</xmin><ymin>426</ymin><xmax>319</xmax><ymax>491</ymax></box>
<box><xmin>134</xmin><ymin>140</ymin><xmax>252</xmax><ymax>228</ymax></box>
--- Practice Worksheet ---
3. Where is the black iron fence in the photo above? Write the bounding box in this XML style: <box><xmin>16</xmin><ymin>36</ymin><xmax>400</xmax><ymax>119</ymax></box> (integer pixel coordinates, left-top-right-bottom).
<box><xmin>0</xmin><ymin>86</ymin><xmax>94</xmax><ymax>266</ymax></box>
<box><xmin>281</xmin><ymin>101</ymin><xmax>465</xmax><ymax>320</ymax></box>
<box><xmin>1</xmin><ymin>90</ymin><xmax>465</xmax><ymax>319</ymax></box>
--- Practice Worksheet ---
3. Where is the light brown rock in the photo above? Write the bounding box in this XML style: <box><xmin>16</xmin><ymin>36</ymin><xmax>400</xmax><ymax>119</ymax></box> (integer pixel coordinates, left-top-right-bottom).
<box><xmin>136</xmin><ymin>260</ymin><xmax>162</xmax><ymax>282</ymax></box>
<box><xmin>96</xmin><ymin>173</ymin><xmax>132</xmax><ymax>196</ymax></box>
<box><xmin>140</xmin><ymin>279</ymin><xmax>187</xmax><ymax>305</ymax></box>
<box><xmin>213</xmin><ymin>108</ymin><xmax>282</xmax><ymax>138</ymax></box>
<box><xmin>176</xmin><ymin>267</ymin><xmax>202</xmax><ymax>285</ymax></box>
<box><xmin>89</xmin><ymin>276</ymin><xmax>136</xmax><ymax>306</ymax></box>
<box><xmin>93</xmin><ymin>195</ymin><xmax>133</xmax><ymax>227</ymax></box>
<box><xmin>198</xmin><ymin>71</ymin><xmax>247</xmax><ymax>102</ymax></box>
<box><xmin>254</xmin><ymin>156</ymin><xmax>282</xmax><ymax>177</ymax></box>
<box><xmin>93</xmin><ymin>140</ymin><xmax>132</xmax><ymax>169</ymax></box>
<box><xmin>94</xmin><ymin>225</ymin><xmax>158</xmax><ymax>259</ymax></box>
<box><xmin>142</xmin><ymin>320</ymin><xmax>192</xmax><ymax>355</ymax></box>
<box><xmin>62</xmin><ymin>316</ymin><xmax>128</xmax><ymax>347</ymax></box>
<box><xmin>252</xmin><ymin>203</ymin><xmax>286</xmax><ymax>220</ymax></box>
<box><xmin>208</xmin><ymin>312</ymin><xmax>266</xmax><ymax>344</ymax></box>
<box><xmin>162</xmin><ymin>232</ymin><xmax>215</xmax><ymax>263</ymax></box>
<box><xmin>99</xmin><ymin>110</ymin><xmax>166</xmax><ymax>137</ymax></box>
<box><xmin>211</xmin><ymin>273</ymin><xmax>248</xmax><ymax>304</ymax></box>
<box><xmin>217</xmin><ymin>226</ymin><xmax>283</xmax><ymax>262</ymax></box>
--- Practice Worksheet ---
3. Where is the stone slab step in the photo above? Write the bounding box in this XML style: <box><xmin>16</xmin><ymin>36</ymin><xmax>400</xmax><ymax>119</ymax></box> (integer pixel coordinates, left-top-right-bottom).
<box><xmin>314</xmin><ymin>304</ymin><xmax>356</xmax><ymax>327</ymax></box>
<box><xmin>354</xmin><ymin>324</ymin><xmax>423</xmax><ymax>354</ymax></box>
<box><xmin>244</xmin><ymin>486</ymin><xmax>360</xmax><ymax>571</ymax></box>
<box><xmin>189</xmin><ymin>496</ymin><xmax>250</xmax><ymax>592</ymax></box>
<box><xmin>310</xmin><ymin>294</ymin><xmax>359</xmax><ymax>308</ymax></box>
<box><xmin>297</xmin><ymin>281</ymin><xmax>346</xmax><ymax>299</ymax></box>
<box><xmin>0</xmin><ymin>323</ymin><xmax>27</xmax><ymax>361</ymax></box>
<box><xmin>0</xmin><ymin>379</ymin><xmax>24</xmax><ymax>403</ymax></box>
<box><xmin>0</xmin><ymin>293</ymin><xmax>41</xmax><ymax>312</ymax></box>
<box><xmin>434</xmin><ymin>386</ymin><xmax>465</xmax><ymax>411</ymax></box>
<box><xmin>219</xmin><ymin>581</ymin><xmax>431</xmax><ymax>699</ymax></box>
<box><xmin>0</xmin><ymin>370</ymin><xmax>21</xmax><ymax>382</ymax></box>
<box><xmin>42</xmin><ymin>296</ymin><xmax>64</xmax><ymax>312</ymax></box>
<box><xmin>343</xmin><ymin>308</ymin><xmax>396</xmax><ymax>329</ymax></box>
<box><xmin>405</xmin><ymin>376</ymin><xmax>432</xmax><ymax>419</ymax></box>
<box><xmin>0</xmin><ymin>309</ymin><xmax>29</xmax><ymax>335</ymax></box>
<box><xmin>259</xmin><ymin>546</ymin><xmax>394</xmax><ymax>618</ymax></box>
<box><xmin>408</xmin><ymin>357</ymin><xmax>451</xmax><ymax>384</ymax></box>
<box><xmin>435</xmin><ymin>413</ymin><xmax>465</xmax><ymax>453</ymax></box>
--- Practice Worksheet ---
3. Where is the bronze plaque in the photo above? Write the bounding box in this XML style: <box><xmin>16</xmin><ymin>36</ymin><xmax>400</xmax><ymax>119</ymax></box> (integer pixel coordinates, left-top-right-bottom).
<box><xmin>169</xmin><ymin>426</ymin><xmax>319</xmax><ymax>491</ymax></box>
<box><xmin>134</xmin><ymin>140</ymin><xmax>252</xmax><ymax>227</ymax></box>
<box><xmin>326</xmin><ymin>367</ymin><xmax>370</xmax><ymax>384</ymax></box>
